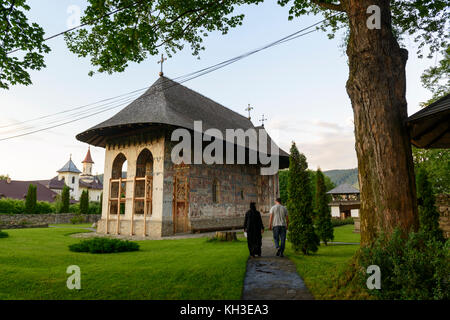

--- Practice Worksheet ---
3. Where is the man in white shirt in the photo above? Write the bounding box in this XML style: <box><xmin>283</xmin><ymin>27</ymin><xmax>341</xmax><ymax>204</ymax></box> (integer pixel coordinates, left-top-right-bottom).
<box><xmin>269</xmin><ymin>198</ymin><xmax>289</xmax><ymax>257</ymax></box>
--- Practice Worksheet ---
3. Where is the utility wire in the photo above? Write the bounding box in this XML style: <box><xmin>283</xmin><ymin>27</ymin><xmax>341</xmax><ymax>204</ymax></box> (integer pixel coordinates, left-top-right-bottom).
<box><xmin>0</xmin><ymin>14</ymin><xmax>340</xmax><ymax>141</ymax></box>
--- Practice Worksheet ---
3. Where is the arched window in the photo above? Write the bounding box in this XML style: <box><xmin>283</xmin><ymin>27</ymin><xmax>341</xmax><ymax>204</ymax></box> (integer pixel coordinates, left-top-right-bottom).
<box><xmin>134</xmin><ymin>149</ymin><xmax>153</xmax><ymax>215</ymax></box>
<box><xmin>110</xmin><ymin>153</ymin><xmax>127</xmax><ymax>215</ymax></box>
<box><xmin>212</xmin><ymin>179</ymin><xmax>219</xmax><ymax>203</ymax></box>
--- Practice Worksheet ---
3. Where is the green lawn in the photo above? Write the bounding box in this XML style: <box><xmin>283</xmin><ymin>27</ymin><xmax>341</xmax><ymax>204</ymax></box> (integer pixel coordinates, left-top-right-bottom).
<box><xmin>0</xmin><ymin>227</ymin><xmax>248</xmax><ymax>300</ymax></box>
<box><xmin>332</xmin><ymin>225</ymin><xmax>360</xmax><ymax>243</ymax></box>
<box><xmin>286</xmin><ymin>226</ymin><xmax>366</xmax><ymax>299</ymax></box>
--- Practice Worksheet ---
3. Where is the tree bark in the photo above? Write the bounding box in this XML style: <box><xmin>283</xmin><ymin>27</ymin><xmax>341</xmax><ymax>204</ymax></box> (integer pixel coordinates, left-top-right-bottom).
<box><xmin>344</xmin><ymin>0</ymin><xmax>419</xmax><ymax>245</ymax></box>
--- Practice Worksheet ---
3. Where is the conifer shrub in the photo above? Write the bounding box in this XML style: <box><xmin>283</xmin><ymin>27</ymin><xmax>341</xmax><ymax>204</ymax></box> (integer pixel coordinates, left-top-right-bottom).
<box><xmin>315</xmin><ymin>169</ymin><xmax>334</xmax><ymax>245</ymax></box>
<box><xmin>358</xmin><ymin>229</ymin><xmax>449</xmax><ymax>300</ymax></box>
<box><xmin>287</xmin><ymin>143</ymin><xmax>319</xmax><ymax>255</ymax></box>
<box><xmin>79</xmin><ymin>190</ymin><xmax>89</xmax><ymax>214</ymax></box>
<box><xmin>60</xmin><ymin>186</ymin><xmax>70</xmax><ymax>213</ymax></box>
<box><xmin>25</xmin><ymin>184</ymin><xmax>37</xmax><ymax>214</ymax></box>
<box><xmin>69</xmin><ymin>237</ymin><xmax>140</xmax><ymax>253</ymax></box>
<box><xmin>416</xmin><ymin>167</ymin><xmax>445</xmax><ymax>242</ymax></box>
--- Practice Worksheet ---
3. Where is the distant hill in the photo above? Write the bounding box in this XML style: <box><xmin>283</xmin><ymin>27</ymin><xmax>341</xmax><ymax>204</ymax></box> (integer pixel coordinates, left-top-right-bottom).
<box><xmin>323</xmin><ymin>168</ymin><xmax>359</xmax><ymax>188</ymax></box>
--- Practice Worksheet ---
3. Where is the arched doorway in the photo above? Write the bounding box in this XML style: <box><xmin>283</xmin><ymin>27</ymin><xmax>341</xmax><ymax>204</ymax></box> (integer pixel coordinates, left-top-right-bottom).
<box><xmin>108</xmin><ymin>153</ymin><xmax>127</xmax><ymax>234</ymax></box>
<box><xmin>134</xmin><ymin>149</ymin><xmax>153</xmax><ymax>217</ymax></box>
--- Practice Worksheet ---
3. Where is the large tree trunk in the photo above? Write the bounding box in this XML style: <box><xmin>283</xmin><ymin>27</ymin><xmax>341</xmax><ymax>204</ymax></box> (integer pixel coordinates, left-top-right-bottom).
<box><xmin>344</xmin><ymin>0</ymin><xmax>419</xmax><ymax>245</ymax></box>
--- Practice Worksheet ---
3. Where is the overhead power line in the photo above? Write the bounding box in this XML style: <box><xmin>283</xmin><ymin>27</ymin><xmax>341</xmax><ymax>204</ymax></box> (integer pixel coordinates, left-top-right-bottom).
<box><xmin>0</xmin><ymin>14</ymin><xmax>341</xmax><ymax>142</ymax></box>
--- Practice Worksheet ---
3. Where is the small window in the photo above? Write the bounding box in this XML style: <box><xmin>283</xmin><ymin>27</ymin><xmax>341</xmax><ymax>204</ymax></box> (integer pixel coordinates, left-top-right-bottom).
<box><xmin>72</xmin><ymin>177</ymin><xmax>75</xmax><ymax>184</ymax></box>
<box><xmin>212</xmin><ymin>179</ymin><xmax>219</xmax><ymax>203</ymax></box>
<box><xmin>240</xmin><ymin>190</ymin><xmax>244</xmax><ymax>200</ymax></box>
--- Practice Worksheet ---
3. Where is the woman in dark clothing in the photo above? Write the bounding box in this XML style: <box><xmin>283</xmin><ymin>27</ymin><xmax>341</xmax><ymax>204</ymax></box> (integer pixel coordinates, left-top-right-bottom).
<box><xmin>243</xmin><ymin>202</ymin><xmax>264</xmax><ymax>257</ymax></box>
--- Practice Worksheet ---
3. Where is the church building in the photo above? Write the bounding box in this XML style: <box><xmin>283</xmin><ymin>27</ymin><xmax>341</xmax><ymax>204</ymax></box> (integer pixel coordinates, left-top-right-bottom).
<box><xmin>76</xmin><ymin>76</ymin><xmax>289</xmax><ymax>237</ymax></box>
<box><xmin>44</xmin><ymin>148</ymin><xmax>103</xmax><ymax>202</ymax></box>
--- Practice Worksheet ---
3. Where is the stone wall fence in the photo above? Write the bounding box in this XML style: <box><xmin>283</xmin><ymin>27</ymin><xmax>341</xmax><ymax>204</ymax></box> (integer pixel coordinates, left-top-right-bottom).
<box><xmin>0</xmin><ymin>214</ymin><xmax>101</xmax><ymax>228</ymax></box>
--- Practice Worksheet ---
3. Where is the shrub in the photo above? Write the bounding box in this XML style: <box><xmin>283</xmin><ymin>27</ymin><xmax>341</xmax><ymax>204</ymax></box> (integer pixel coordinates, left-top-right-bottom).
<box><xmin>0</xmin><ymin>198</ymin><xmax>25</xmax><ymax>214</ymax></box>
<box><xmin>89</xmin><ymin>201</ymin><xmax>101</xmax><ymax>215</ymax></box>
<box><xmin>332</xmin><ymin>217</ymin><xmax>354</xmax><ymax>227</ymax></box>
<box><xmin>70</xmin><ymin>215</ymin><xmax>85</xmax><ymax>224</ymax></box>
<box><xmin>69</xmin><ymin>237</ymin><xmax>140</xmax><ymax>253</ymax></box>
<box><xmin>36</xmin><ymin>201</ymin><xmax>55</xmax><ymax>214</ymax></box>
<box><xmin>25</xmin><ymin>184</ymin><xmax>37</xmax><ymax>214</ymax></box>
<box><xmin>287</xmin><ymin>142</ymin><xmax>319</xmax><ymax>255</ymax></box>
<box><xmin>60</xmin><ymin>186</ymin><xmax>70</xmax><ymax>213</ymax></box>
<box><xmin>69</xmin><ymin>203</ymin><xmax>79</xmax><ymax>214</ymax></box>
<box><xmin>79</xmin><ymin>190</ymin><xmax>89</xmax><ymax>214</ymax></box>
<box><xmin>315</xmin><ymin>169</ymin><xmax>334</xmax><ymax>245</ymax></box>
<box><xmin>358</xmin><ymin>229</ymin><xmax>449</xmax><ymax>300</ymax></box>
<box><xmin>0</xmin><ymin>230</ymin><xmax>9</xmax><ymax>238</ymax></box>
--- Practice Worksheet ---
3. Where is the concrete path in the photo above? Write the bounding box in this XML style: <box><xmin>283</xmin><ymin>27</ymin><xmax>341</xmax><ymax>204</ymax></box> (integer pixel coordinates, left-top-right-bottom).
<box><xmin>242</xmin><ymin>232</ymin><xmax>314</xmax><ymax>300</ymax></box>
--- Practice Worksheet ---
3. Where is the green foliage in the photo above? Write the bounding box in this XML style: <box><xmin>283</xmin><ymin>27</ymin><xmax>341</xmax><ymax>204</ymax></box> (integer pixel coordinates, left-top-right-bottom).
<box><xmin>416</xmin><ymin>167</ymin><xmax>445</xmax><ymax>242</ymax></box>
<box><xmin>315</xmin><ymin>169</ymin><xmax>334</xmax><ymax>245</ymax></box>
<box><xmin>286</xmin><ymin>142</ymin><xmax>319</xmax><ymax>255</ymax></box>
<box><xmin>412</xmin><ymin>146</ymin><xmax>450</xmax><ymax>195</ymax></box>
<box><xmin>331</xmin><ymin>217</ymin><xmax>354</xmax><ymax>227</ymax></box>
<box><xmin>421</xmin><ymin>46</ymin><xmax>449</xmax><ymax>101</ymax></box>
<box><xmin>69</xmin><ymin>237</ymin><xmax>140</xmax><ymax>254</ymax></box>
<box><xmin>60</xmin><ymin>186</ymin><xmax>70</xmax><ymax>213</ymax></box>
<box><xmin>79</xmin><ymin>190</ymin><xmax>89</xmax><ymax>214</ymax></box>
<box><xmin>0</xmin><ymin>0</ymin><xmax>50</xmax><ymax>89</ymax></box>
<box><xmin>279</xmin><ymin>169</ymin><xmax>335</xmax><ymax>208</ymax></box>
<box><xmin>98</xmin><ymin>193</ymin><xmax>103</xmax><ymax>214</ymax></box>
<box><xmin>70</xmin><ymin>215</ymin><xmax>85</xmax><ymax>224</ymax></box>
<box><xmin>0</xmin><ymin>174</ymin><xmax>10</xmax><ymax>180</ymax></box>
<box><xmin>358</xmin><ymin>229</ymin><xmax>449</xmax><ymax>300</ymax></box>
<box><xmin>0</xmin><ymin>230</ymin><xmax>9</xmax><ymax>238</ymax></box>
<box><xmin>25</xmin><ymin>184</ymin><xmax>37</xmax><ymax>214</ymax></box>
<box><xmin>0</xmin><ymin>198</ymin><xmax>25</xmax><ymax>214</ymax></box>
<box><xmin>35</xmin><ymin>201</ymin><xmax>55</xmax><ymax>214</ymax></box>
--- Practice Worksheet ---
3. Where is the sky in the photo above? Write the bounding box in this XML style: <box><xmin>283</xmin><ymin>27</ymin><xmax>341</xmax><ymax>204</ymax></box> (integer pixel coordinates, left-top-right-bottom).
<box><xmin>0</xmin><ymin>0</ymin><xmax>439</xmax><ymax>180</ymax></box>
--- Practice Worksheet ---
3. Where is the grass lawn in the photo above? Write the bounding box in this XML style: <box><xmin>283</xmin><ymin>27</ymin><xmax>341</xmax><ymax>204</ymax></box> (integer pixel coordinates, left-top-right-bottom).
<box><xmin>286</xmin><ymin>226</ymin><xmax>367</xmax><ymax>300</ymax></box>
<box><xmin>332</xmin><ymin>225</ymin><xmax>360</xmax><ymax>243</ymax></box>
<box><xmin>0</xmin><ymin>226</ymin><xmax>248</xmax><ymax>300</ymax></box>
<box><xmin>49</xmin><ymin>223</ymin><xmax>93</xmax><ymax>228</ymax></box>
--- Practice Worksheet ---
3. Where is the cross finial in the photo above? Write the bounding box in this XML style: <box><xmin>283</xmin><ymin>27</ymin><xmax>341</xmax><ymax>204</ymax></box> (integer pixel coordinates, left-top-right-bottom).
<box><xmin>157</xmin><ymin>54</ymin><xmax>167</xmax><ymax>76</ymax></box>
<box><xmin>70</xmin><ymin>153</ymin><xmax>72</xmax><ymax>160</ymax></box>
<box><xmin>259</xmin><ymin>114</ymin><xmax>267</xmax><ymax>127</ymax></box>
<box><xmin>245</xmin><ymin>104</ymin><xmax>253</xmax><ymax>120</ymax></box>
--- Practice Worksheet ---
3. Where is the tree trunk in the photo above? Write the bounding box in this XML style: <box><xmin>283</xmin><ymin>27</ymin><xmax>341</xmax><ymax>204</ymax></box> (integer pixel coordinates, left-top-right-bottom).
<box><xmin>215</xmin><ymin>231</ymin><xmax>237</xmax><ymax>241</ymax></box>
<box><xmin>344</xmin><ymin>0</ymin><xmax>419</xmax><ymax>245</ymax></box>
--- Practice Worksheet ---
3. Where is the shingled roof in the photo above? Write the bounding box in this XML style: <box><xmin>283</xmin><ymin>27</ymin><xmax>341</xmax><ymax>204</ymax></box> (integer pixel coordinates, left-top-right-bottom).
<box><xmin>82</xmin><ymin>147</ymin><xmax>94</xmax><ymax>164</ymax></box>
<box><xmin>408</xmin><ymin>93</ymin><xmax>450</xmax><ymax>148</ymax></box>
<box><xmin>0</xmin><ymin>180</ymin><xmax>58</xmax><ymax>202</ymax></box>
<box><xmin>76</xmin><ymin>76</ymin><xmax>289</xmax><ymax>167</ymax></box>
<box><xmin>326</xmin><ymin>183</ymin><xmax>360</xmax><ymax>195</ymax></box>
<box><xmin>57</xmin><ymin>159</ymin><xmax>81</xmax><ymax>173</ymax></box>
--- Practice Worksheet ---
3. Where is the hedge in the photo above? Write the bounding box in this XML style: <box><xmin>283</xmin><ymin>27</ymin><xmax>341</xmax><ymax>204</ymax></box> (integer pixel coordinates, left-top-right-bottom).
<box><xmin>0</xmin><ymin>198</ymin><xmax>100</xmax><ymax>214</ymax></box>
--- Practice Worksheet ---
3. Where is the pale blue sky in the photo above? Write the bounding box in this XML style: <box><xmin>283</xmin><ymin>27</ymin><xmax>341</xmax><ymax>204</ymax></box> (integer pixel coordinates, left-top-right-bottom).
<box><xmin>0</xmin><ymin>0</ymin><xmax>438</xmax><ymax>180</ymax></box>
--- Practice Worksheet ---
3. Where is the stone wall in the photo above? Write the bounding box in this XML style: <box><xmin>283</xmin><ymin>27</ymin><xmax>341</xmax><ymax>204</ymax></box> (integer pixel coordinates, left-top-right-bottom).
<box><xmin>0</xmin><ymin>214</ymin><xmax>100</xmax><ymax>227</ymax></box>
<box><xmin>436</xmin><ymin>194</ymin><xmax>450</xmax><ymax>239</ymax></box>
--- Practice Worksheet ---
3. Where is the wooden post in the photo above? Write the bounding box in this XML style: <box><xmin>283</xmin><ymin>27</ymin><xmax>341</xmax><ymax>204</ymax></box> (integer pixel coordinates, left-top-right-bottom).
<box><xmin>143</xmin><ymin>175</ymin><xmax>148</xmax><ymax>236</ymax></box>
<box><xmin>106</xmin><ymin>178</ymin><xmax>112</xmax><ymax>234</ymax></box>
<box><xmin>173</xmin><ymin>176</ymin><xmax>177</xmax><ymax>234</ymax></box>
<box><xmin>116</xmin><ymin>177</ymin><xmax>122</xmax><ymax>235</ymax></box>
<box><xmin>130</xmin><ymin>176</ymin><xmax>136</xmax><ymax>236</ymax></box>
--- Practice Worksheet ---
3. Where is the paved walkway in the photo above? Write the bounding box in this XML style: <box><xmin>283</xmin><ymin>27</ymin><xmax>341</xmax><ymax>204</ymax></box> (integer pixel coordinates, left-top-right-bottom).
<box><xmin>242</xmin><ymin>232</ymin><xmax>314</xmax><ymax>300</ymax></box>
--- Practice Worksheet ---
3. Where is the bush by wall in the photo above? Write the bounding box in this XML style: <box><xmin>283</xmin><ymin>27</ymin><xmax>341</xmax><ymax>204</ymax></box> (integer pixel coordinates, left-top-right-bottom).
<box><xmin>69</xmin><ymin>237</ymin><xmax>140</xmax><ymax>254</ymax></box>
<box><xmin>0</xmin><ymin>230</ymin><xmax>8</xmax><ymax>238</ymax></box>
<box><xmin>0</xmin><ymin>199</ymin><xmax>26</xmax><ymax>214</ymax></box>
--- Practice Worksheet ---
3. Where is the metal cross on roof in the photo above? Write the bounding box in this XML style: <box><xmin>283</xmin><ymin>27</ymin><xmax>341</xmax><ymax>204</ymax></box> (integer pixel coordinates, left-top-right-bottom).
<box><xmin>158</xmin><ymin>54</ymin><xmax>167</xmax><ymax>76</ymax></box>
<box><xmin>259</xmin><ymin>114</ymin><xmax>267</xmax><ymax>127</ymax></box>
<box><xmin>245</xmin><ymin>104</ymin><xmax>253</xmax><ymax>120</ymax></box>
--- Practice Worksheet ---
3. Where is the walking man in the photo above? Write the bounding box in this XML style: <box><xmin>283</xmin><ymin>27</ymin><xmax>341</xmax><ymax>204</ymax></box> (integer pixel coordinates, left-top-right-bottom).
<box><xmin>269</xmin><ymin>198</ymin><xmax>288</xmax><ymax>257</ymax></box>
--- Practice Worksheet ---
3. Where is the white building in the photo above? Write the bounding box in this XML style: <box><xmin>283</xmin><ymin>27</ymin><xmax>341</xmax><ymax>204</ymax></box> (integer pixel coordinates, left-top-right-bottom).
<box><xmin>50</xmin><ymin>148</ymin><xmax>103</xmax><ymax>201</ymax></box>
<box><xmin>327</xmin><ymin>183</ymin><xmax>360</xmax><ymax>219</ymax></box>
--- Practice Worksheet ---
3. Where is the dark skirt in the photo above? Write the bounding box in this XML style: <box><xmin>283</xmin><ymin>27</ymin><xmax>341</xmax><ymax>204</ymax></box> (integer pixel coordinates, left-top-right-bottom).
<box><xmin>247</xmin><ymin>232</ymin><xmax>262</xmax><ymax>256</ymax></box>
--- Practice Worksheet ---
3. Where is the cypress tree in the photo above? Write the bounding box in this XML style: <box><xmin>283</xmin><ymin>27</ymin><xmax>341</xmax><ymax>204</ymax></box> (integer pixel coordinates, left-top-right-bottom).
<box><xmin>287</xmin><ymin>142</ymin><xmax>319</xmax><ymax>255</ymax></box>
<box><xmin>61</xmin><ymin>185</ymin><xmax>70</xmax><ymax>213</ymax></box>
<box><xmin>416</xmin><ymin>167</ymin><xmax>444</xmax><ymax>242</ymax></box>
<box><xmin>315</xmin><ymin>169</ymin><xmax>334</xmax><ymax>245</ymax></box>
<box><xmin>98</xmin><ymin>192</ymin><xmax>103</xmax><ymax>214</ymax></box>
<box><xmin>25</xmin><ymin>184</ymin><xmax>36</xmax><ymax>214</ymax></box>
<box><xmin>79</xmin><ymin>190</ymin><xmax>89</xmax><ymax>214</ymax></box>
